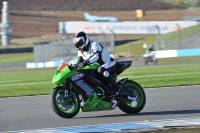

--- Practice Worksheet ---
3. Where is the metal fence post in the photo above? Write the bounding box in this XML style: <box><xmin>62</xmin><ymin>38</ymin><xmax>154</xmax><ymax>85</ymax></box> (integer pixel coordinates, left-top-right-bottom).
<box><xmin>110</xmin><ymin>29</ymin><xmax>115</xmax><ymax>57</ymax></box>
<box><xmin>155</xmin><ymin>25</ymin><xmax>160</xmax><ymax>50</ymax></box>
<box><xmin>176</xmin><ymin>24</ymin><xmax>182</xmax><ymax>49</ymax></box>
<box><xmin>128</xmin><ymin>43</ymin><xmax>132</xmax><ymax>57</ymax></box>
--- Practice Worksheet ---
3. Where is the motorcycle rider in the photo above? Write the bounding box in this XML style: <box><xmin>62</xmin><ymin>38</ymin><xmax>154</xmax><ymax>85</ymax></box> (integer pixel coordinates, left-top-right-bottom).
<box><xmin>145</xmin><ymin>44</ymin><xmax>155</xmax><ymax>58</ymax></box>
<box><xmin>147</xmin><ymin>44</ymin><xmax>154</xmax><ymax>54</ymax></box>
<box><xmin>73</xmin><ymin>31</ymin><xmax>122</xmax><ymax>95</ymax></box>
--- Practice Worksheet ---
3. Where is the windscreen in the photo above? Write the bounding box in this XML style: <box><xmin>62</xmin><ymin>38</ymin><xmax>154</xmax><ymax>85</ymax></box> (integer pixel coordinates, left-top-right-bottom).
<box><xmin>61</xmin><ymin>57</ymin><xmax>78</xmax><ymax>64</ymax></box>
<box><xmin>57</xmin><ymin>57</ymin><xmax>78</xmax><ymax>70</ymax></box>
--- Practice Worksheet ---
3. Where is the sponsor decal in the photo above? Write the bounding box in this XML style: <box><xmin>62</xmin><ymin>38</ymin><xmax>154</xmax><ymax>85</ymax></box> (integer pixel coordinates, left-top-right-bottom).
<box><xmin>84</xmin><ymin>26</ymin><xmax>94</xmax><ymax>30</ymax></box>
<box><xmin>174</xmin><ymin>26</ymin><xmax>181</xmax><ymax>30</ymax></box>
<box><xmin>92</xmin><ymin>102</ymin><xmax>98</xmax><ymax>108</ymax></box>
<box><xmin>111</xmin><ymin>99</ymin><xmax>120</xmax><ymax>109</ymax></box>
<box><xmin>71</xmin><ymin>73</ymin><xmax>84</xmax><ymax>81</ymax></box>
<box><xmin>75</xmin><ymin>80</ymin><xmax>94</xmax><ymax>97</ymax></box>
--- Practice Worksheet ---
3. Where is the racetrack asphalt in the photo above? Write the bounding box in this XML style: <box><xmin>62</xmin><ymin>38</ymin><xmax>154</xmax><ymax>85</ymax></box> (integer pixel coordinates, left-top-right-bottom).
<box><xmin>0</xmin><ymin>63</ymin><xmax>26</xmax><ymax>69</ymax></box>
<box><xmin>0</xmin><ymin>85</ymin><xmax>200</xmax><ymax>132</ymax></box>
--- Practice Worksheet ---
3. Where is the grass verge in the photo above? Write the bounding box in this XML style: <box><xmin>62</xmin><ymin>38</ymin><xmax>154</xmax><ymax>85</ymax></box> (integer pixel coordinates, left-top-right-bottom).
<box><xmin>119</xmin><ymin>63</ymin><xmax>200</xmax><ymax>88</ymax></box>
<box><xmin>158</xmin><ymin>56</ymin><xmax>200</xmax><ymax>63</ymax></box>
<box><xmin>0</xmin><ymin>52</ymin><xmax>34</xmax><ymax>64</ymax></box>
<box><xmin>0</xmin><ymin>63</ymin><xmax>199</xmax><ymax>98</ymax></box>
<box><xmin>0</xmin><ymin>68</ymin><xmax>55</xmax><ymax>97</ymax></box>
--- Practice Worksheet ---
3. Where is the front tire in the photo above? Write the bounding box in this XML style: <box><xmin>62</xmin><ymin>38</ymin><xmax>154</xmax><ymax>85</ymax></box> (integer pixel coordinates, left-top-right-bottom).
<box><xmin>153</xmin><ymin>58</ymin><xmax>157</xmax><ymax>65</ymax></box>
<box><xmin>51</xmin><ymin>87</ymin><xmax>80</xmax><ymax>118</ymax></box>
<box><xmin>144</xmin><ymin>58</ymin><xmax>148</xmax><ymax>65</ymax></box>
<box><xmin>118</xmin><ymin>80</ymin><xmax>146</xmax><ymax>114</ymax></box>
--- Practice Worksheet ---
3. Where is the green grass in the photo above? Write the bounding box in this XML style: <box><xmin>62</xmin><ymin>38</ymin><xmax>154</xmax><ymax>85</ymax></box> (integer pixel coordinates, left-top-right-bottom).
<box><xmin>0</xmin><ymin>63</ymin><xmax>200</xmax><ymax>98</ymax></box>
<box><xmin>0</xmin><ymin>68</ymin><xmax>55</xmax><ymax>97</ymax></box>
<box><xmin>0</xmin><ymin>52</ymin><xmax>34</xmax><ymax>64</ymax></box>
<box><xmin>158</xmin><ymin>56</ymin><xmax>200</xmax><ymax>63</ymax></box>
<box><xmin>119</xmin><ymin>63</ymin><xmax>200</xmax><ymax>88</ymax></box>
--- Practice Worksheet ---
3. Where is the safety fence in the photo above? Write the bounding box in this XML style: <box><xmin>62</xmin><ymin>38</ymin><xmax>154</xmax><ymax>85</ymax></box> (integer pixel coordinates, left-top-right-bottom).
<box><xmin>33</xmin><ymin>34</ymin><xmax>114</xmax><ymax>62</ymax></box>
<box><xmin>117</xmin><ymin>26</ymin><xmax>200</xmax><ymax>57</ymax></box>
<box><xmin>26</xmin><ymin>48</ymin><xmax>200</xmax><ymax>68</ymax></box>
<box><xmin>159</xmin><ymin>25</ymin><xmax>200</xmax><ymax>50</ymax></box>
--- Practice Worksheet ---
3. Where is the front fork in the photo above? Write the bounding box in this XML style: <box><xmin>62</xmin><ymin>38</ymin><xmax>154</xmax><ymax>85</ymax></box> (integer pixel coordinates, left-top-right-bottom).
<box><xmin>54</xmin><ymin>85</ymin><xmax>71</xmax><ymax>98</ymax></box>
<box><xmin>64</xmin><ymin>90</ymin><xmax>69</xmax><ymax>98</ymax></box>
<box><xmin>54</xmin><ymin>84</ymin><xmax>74</xmax><ymax>103</ymax></box>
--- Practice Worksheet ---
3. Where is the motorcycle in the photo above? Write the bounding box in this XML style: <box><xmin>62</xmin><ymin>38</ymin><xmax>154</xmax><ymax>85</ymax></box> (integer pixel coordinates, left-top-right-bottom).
<box><xmin>51</xmin><ymin>57</ymin><xmax>146</xmax><ymax>118</ymax></box>
<box><xmin>143</xmin><ymin>51</ymin><xmax>157</xmax><ymax>65</ymax></box>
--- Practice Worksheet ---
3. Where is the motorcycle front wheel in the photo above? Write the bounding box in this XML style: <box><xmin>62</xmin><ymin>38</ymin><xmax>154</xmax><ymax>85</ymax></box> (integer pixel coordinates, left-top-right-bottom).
<box><xmin>118</xmin><ymin>80</ymin><xmax>146</xmax><ymax>114</ymax></box>
<box><xmin>51</xmin><ymin>87</ymin><xmax>80</xmax><ymax>118</ymax></box>
<box><xmin>144</xmin><ymin>58</ymin><xmax>148</xmax><ymax>65</ymax></box>
<box><xmin>153</xmin><ymin>58</ymin><xmax>158</xmax><ymax>65</ymax></box>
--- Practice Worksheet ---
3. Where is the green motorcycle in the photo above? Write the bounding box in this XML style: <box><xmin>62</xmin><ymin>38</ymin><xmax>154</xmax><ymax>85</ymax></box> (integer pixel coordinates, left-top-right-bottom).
<box><xmin>51</xmin><ymin>58</ymin><xmax>146</xmax><ymax>118</ymax></box>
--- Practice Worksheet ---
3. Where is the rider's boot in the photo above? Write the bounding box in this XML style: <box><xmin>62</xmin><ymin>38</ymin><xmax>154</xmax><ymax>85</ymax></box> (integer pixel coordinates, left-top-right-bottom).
<box><xmin>103</xmin><ymin>75</ymin><xmax>118</xmax><ymax>94</ymax></box>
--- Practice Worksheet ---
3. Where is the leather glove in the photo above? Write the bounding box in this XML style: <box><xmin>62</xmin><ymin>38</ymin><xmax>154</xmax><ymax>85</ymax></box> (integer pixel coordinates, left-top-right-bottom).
<box><xmin>78</xmin><ymin>60</ymin><xmax>89</xmax><ymax>68</ymax></box>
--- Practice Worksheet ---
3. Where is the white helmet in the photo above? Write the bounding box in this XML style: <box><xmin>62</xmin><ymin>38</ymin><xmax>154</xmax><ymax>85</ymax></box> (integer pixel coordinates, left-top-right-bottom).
<box><xmin>73</xmin><ymin>31</ymin><xmax>89</xmax><ymax>50</ymax></box>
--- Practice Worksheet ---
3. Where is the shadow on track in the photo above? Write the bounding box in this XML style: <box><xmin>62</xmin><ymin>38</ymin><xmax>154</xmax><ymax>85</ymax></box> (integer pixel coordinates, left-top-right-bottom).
<box><xmin>76</xmin><ymin>109</ymin><xmax>200</xmax><ymax>119</ymax></box>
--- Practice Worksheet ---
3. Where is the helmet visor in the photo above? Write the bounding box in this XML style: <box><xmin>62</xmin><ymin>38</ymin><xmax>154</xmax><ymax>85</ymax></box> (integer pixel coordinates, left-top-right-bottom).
<box><xmin>74</xmin><ymin>38</ymin><xmax>85</xmax><ymax>49</ymax></box>
<box><xmin>77</xmin><ymin>45</ymin><xmax>85</xmax><ymax>50</ymax></box>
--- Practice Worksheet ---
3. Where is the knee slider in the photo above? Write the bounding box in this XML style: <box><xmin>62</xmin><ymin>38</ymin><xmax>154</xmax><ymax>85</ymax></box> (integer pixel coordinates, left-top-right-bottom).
<box><xmin>103</xmin><ymin>71</ymin><xmax>109</xmax><ymax>77</ymax></box>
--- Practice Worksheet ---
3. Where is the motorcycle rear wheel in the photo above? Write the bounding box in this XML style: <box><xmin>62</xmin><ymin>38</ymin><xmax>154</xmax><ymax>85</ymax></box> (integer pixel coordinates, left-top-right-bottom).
<box><xmin>118</xmin><ymin>80</ymin><xmax>146</xmax><ymax>114</ymax></box>
<box><xmin>51</xmin><ymin>87</ymin><xmax>80</xmax><ymax>118</ymax></box>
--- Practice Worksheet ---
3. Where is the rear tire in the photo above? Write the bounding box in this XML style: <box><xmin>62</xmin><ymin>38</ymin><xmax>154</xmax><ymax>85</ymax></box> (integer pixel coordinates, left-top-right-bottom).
<box><xmin>118</xmin><ymin>80</ymin><xmax>146</xmax><ymax>114</ymax></box>
<box><xmin>51</xmin><ymin>87</ymin><xmax>80</xmax><ymax>118</ymax></box>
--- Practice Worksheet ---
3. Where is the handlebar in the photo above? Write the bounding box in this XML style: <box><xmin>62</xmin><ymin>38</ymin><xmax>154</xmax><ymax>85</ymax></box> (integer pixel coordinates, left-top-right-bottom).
<box><xmin>68</xmin><ymin>64</ymin><xmax>79</xmax><ymax>71</ymax></box>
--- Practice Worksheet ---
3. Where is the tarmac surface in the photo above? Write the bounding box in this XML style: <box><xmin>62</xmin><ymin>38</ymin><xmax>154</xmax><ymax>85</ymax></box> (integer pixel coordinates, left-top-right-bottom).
<box><xmin>0</xmin><ymin>85</ymin><xmax>200</xmax><ymax>132</ymax></box>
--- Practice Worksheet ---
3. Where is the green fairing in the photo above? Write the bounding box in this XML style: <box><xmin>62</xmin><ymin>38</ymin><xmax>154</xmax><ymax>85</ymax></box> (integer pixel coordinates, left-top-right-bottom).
<box><xmin>52</xmin><ymin>63</ymin><xmax>99</xmax><ymax>85</ymax></box>
<box><xmin>81</xmin><ymin>93</ymin><xmax>113</xmax><ymax>112</ymax></box>
<box><xmin>52</xmin><ymin>62</ymin><xmax>113</xmax><ymax>111</ymax></box>
<box><xmin>83</xmin><ymin>63</ymin><xmax>99</xmax><ymax>70</ymax></box>
<box><xmin>52</xmin><ymin>66</ymin><xmax>77</xmax><ymax>85</ymax></box>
